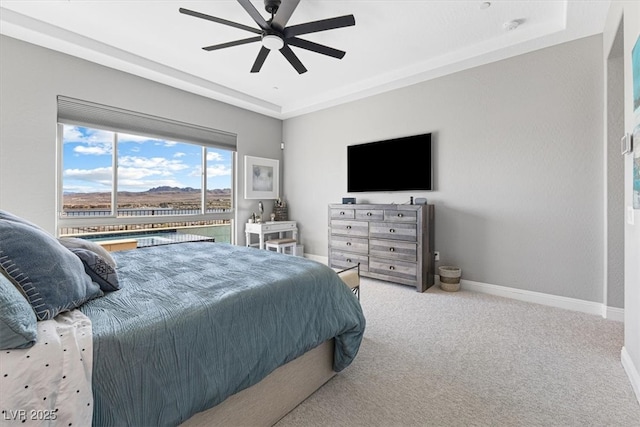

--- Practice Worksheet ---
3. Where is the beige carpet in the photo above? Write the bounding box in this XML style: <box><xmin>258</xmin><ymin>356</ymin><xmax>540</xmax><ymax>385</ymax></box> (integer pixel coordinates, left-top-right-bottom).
<box><xmin>276</xmin><ymin>278</ymin><xmax>640</xmax><ymax>427</ymax></box>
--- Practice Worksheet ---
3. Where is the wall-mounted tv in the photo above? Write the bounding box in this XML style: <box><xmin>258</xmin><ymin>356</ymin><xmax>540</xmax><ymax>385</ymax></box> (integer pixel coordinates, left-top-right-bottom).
<box><xmin>347</xmin><ymin>133</ymin><xmax>432</xmax><ymax>192</ymax></box>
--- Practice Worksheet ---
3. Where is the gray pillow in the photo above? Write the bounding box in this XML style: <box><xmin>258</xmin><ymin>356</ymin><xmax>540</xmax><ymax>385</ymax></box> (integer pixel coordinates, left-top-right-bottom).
<box><xmin>70</xmin><ymin>247</ymin><xmax>121</xmax><ymax>292</ymax></box>
<box><xmin>0</xmin><ymin>270</ymin><xmax>37</xmax><ymax>350</ymax></box>
<box><xmin>58</xmin><ymin>237</ymin><xmax>117</xmax><ymax>268</ymax></box>
<box><xmin>0</xmin><ymin>209</ymin><xmax>41</xmax><ymax>228</ymax></box>
<box><xmin>0</xmin><ymin>214</ymin><xmax>103</xmax><ymax>321</ymax></box>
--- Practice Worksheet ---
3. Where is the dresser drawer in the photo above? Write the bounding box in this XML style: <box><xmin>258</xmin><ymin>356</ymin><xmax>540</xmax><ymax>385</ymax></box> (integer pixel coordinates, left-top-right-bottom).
<box><xmin>330</xmin><ymin>220</ymin><xmax>368</xmax><ymax>237</ymax></box>
<box><xmin>330</xmin><ymin>208</ymin><xmax>355</xmax><ymax>219</ymax></box>
<box><xmin>329</xmin><ymin>235</ymin><xmax>369</xmax><ymax>254</ymax></box>
<box><xmin>369</xmin><ymin>239</ymin><xmax>417</xmax><ymax>261</ymax></box>
<box><xmin>384</xmin><ymin>209</ymin><xmax>417</xmax><ymax>223</ymax></box>
<box><xmin>369</xmin><ymin>222</ymin><xmax>417</xmax><ymax>241</ymax></box>
<box><xmin>355</xmin><ymin>209</ymin><xmax>383</xmax><ymax>221</ymax></box>
<box><xmin>330</xmin><ymin>250</ymin><xmax>369</xmax><ymax>272</ymax></box>
<box><xmin>369</xmin><ymin>258</ymin><xmax>417</xmax><ymax>282</ymax></box>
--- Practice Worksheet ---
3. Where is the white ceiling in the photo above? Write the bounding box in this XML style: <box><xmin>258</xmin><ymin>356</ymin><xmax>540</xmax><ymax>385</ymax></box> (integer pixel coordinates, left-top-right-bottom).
<box><xmin>0</xmin><ymin>0</ymin><xmax>611</xmax><ymax>119</ymax></box>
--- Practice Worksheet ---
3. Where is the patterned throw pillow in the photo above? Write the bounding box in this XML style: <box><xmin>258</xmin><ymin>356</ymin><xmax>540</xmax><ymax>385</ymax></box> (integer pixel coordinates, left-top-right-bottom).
<box><xmin>69</xmin><ymin>248</ymin><xmax>121</xmax><ymax>292</ymax></box>
<box><xmin>58</xmin><ymin>237</ymin><xmax>117</xmax><ymax>268</ymax></box>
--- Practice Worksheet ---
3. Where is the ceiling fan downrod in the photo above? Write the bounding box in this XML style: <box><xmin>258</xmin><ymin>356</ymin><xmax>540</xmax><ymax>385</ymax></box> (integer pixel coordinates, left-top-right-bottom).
<box><xmin>264</xmin><ymin>0</ymin><xmax>281</xmax><ymax>17</ymax></box>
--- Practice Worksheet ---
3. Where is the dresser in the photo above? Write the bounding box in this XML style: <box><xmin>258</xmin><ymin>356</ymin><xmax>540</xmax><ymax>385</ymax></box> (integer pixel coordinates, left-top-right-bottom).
<box><xmin>328</xmin><ymin>203</ymin><xmax>434</xmax><ymax>292</ymax></box>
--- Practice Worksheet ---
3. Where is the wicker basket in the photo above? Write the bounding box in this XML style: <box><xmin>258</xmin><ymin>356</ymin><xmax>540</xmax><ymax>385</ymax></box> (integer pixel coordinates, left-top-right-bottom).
<box><xmin>272</xmin><ymin>206</ymin><xmax>288</xmax><ymax>221</ymax></box>
<box><xmin>439</xmin><ymin>266</ymin><xmax>461</xmax><ymax>292</ymax></box>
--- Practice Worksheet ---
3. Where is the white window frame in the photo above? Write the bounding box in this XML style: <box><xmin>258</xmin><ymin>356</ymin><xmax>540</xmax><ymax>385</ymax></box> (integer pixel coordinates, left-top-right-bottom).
<box><xmin>55</xmin><ymin>97</ymin><xmax>237</xmax><ymax>243</ymax></box>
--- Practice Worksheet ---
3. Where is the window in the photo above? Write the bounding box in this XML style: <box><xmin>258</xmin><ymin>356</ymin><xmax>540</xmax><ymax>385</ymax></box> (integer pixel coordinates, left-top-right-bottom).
<box><xmin>57</xmin><ymin>97</ymin><xmax>236</xmax><ymax>244</ymax></box>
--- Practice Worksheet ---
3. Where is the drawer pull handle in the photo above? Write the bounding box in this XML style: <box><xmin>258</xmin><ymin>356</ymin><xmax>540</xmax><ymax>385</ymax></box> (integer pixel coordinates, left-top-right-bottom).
<box><xmin>389</xmin><ymin>266</ymin><xmax>395</xmax><ymax>271</ymax></box>
<box><xmin>346</xmin><ymin>242</ymin><xmax>352</xmax><ymax>246</ymax></box>
<box><xmin>346</xmin><ymin>225</ymin><xmax>352</xmax><ymax>229</ymax></box>
<box><xmin>367</xmin><ymin>212</ymin><xmax>372</xmax><ymax>216</ymax></box>
<box><xmin>389</xmin><ymin>247</ymin><xmax>395</xmax><ymax>252</ymax></box>
<box><xmin>397</xmin><ymin>213</ymin><xmax>404</xmax><ymax>217</ymax></box>
<box><xmin>340</xmin><ymin>211</ymin><xmax>345</xmax><ymax>215</ymax></box>
<box><xmin>346</xmin><ymin>258</ymin><xmax>352</xmax><ymax>263</ymax></box>
<box><xmin>389</xmin><ymin>229</ymin><xmax>395</xmax><ymax>233</ymax></box>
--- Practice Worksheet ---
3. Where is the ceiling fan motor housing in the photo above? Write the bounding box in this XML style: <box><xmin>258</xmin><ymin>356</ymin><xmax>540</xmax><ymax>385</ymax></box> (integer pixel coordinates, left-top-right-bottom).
<box><xmin>264</xmin><ymin>0</ymin><xmax>281</xmax><ymax>14</ymax></box>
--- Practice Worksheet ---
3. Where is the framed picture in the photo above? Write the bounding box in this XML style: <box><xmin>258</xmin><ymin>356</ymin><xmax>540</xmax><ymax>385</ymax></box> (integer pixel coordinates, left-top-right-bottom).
<box><xmin>633</xmin><ymin>34</ymin><xmax>640</xmax><ymax>119</ymax></box>
<box><xmin>244</xmin><ymin>156</ymin><xmax>279</xmax><ymax>199</ymax></box>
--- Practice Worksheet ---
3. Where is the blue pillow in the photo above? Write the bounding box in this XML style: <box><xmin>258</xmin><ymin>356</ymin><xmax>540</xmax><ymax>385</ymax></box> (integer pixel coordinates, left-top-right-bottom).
<box><xmin>70</xmin><ymin>247</ymin><xmax>121</xmax><ymax>292</ymax></box>
<box><xmin>58</xmin><ymin>237</ymin><xmax>117</xmax><ymax>269</ymax></box>
<box><xmin>0</xmin><ymin>215</ymin><xmax>103</xmax><ymax>320</ymax></box>
<box><xmin>0</xmin><ymin>270</ymin><xmax>37</xmax><ymax>350</ymax></box>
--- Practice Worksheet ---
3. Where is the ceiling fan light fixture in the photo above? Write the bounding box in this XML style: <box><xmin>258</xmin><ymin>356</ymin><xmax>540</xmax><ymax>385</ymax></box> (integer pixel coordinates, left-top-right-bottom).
<box><xmin>262</xmin><ymin>34</ymin><xmax>284</xmax><ymax>50</ymax></box>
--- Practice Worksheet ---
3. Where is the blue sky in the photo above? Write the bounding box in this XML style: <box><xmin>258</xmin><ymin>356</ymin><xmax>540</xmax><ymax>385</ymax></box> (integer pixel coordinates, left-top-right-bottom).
<box><xmin>63</xmin><ymin>126</ymin><xmax>232</xmax><ymax>193</ymax></box>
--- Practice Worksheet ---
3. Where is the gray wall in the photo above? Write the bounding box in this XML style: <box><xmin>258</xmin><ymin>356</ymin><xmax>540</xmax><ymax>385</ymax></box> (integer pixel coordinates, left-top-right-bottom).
<box><xmin>0</xmin><ymin>35</ymin><xmax>282</xmax><ymax>244</ymax></box>
<box><xmin>283</xmin><ymin>35</ymin><xmax>605</xmax><ymax>303</ymax></box>
<box><xmin>604</xmin><ymin>0</ymin><xmax>640</xmax><ymax>404</ymax></box>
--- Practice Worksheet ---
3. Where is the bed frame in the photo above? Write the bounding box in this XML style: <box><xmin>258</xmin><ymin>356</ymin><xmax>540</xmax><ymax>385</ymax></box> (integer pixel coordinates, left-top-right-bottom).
<box><xmin>181</xmin><ymin>339</ymin><xmax>335</xmax><ymax>426</ymax></box>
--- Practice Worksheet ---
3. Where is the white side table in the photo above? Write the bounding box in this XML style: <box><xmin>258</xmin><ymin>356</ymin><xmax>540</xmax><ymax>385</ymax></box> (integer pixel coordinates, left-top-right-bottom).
<box><xmin>245</xmin><ymin>221</ymin><xmax>298</xmax><ymax>249</ymax></box>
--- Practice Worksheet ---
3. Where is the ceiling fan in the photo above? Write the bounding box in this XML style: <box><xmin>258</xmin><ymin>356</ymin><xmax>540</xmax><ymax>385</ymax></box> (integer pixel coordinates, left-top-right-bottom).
<box><xmin>179</xmin><ymin>0</ymin><xmax>355</xmax><ymax>74</ymax></box>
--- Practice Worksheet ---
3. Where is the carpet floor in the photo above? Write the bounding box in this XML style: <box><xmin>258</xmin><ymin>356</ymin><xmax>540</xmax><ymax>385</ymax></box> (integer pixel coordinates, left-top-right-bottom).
<box><xmin>276</xmin><ymin>278</ymin><xmax>640</xmax><ymax>427</ymax></box>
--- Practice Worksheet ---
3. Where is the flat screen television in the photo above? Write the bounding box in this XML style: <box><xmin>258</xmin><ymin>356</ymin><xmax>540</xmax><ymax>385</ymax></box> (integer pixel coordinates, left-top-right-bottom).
<box><xmin>347</xmin><ymin>133</ymin><xmax>432</xmax><ymax>192</ymax></box>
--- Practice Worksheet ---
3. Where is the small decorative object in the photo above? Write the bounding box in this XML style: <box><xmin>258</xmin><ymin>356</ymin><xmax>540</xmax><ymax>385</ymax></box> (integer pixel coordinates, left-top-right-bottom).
<box><xmin>273</xmin><ymin>198</ymin><xmax>288</xmax><ymax>221</ymax></box>
<box><xmin>439</xmin><ymin>266</ymin><xmax>461</xmax><ymax>292</ymax></box>
<box><xmin>245</xmin><ymin>156</ymin><xmax>279</xmax><ymax>199</ymax></box>
<box><xmin>270</xmin><ymin>213</ymin><xmax>276</xmax><ymax>221</ymax></box>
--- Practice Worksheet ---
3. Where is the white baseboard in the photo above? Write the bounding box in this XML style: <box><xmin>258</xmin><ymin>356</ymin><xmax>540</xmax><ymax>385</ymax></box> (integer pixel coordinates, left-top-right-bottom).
<box><xmin>621</xmin><ymin>346</ymin><xmax>640</xmax><ymax>406</ymax></box>
<box><xmin>310</xmin><ymin>258</ymin><xmax>624</xmax><ymax>321</ymax></box>
<box><xmin>605</xmin><ymin>306</ymin><xmax>625</xmax><ymax>322</ymax></box>
<box><xmin>444</xmin><ymin>277</ymin><xmax>624</xmax><ymax>321</ymax></box>
<box><xmin>305</xmin><ymin>254</ymin><xmax>327</xmax><ymax>264</ymax></box>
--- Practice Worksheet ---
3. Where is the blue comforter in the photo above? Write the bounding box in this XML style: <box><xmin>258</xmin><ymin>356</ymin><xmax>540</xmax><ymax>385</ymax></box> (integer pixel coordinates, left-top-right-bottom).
<box><xmin>79</xmin><ymin>243</ymin><xmax>365</xmax><ymax>427</ymax></box>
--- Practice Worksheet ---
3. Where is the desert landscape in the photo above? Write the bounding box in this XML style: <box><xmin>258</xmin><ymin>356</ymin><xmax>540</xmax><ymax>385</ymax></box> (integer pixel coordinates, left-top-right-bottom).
<box><xmin>63</xmin><ymin>186</ymin><xmax>231</xmax><ymax>212</ymax></box>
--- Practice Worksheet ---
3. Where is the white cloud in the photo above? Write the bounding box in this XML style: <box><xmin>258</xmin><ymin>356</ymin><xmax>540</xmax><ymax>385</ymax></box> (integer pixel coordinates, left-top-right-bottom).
<box><xmin>64</xmin><ymin>126</ymin><xmax>113</xmax><ymax>144</ymax></box>
<box><xmin>64</xmin><ymin>167</ymin><xmax>113</xmax><ymax>181</ymax></box>
<box><xmin>74</xmin><ymin>145</ymin><xmax>111</xmax><ymax>155</ymax></box>
<box><xmin>207</xmin><ymin>164</ymin><xmax>232</xmax><ymax>177</ymax></box>
<box><xmin>118</xmin><ymin>156</ymin><xmax>189</xmax><ymax>172</ymax></box>
<box><xmin>207</xmin><ymin>151</ymin><xmax>224</xmax><ymax>161</ymax></box>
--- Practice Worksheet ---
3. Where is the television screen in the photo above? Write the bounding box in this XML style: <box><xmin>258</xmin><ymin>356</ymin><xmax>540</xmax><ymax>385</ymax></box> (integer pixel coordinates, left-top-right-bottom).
<box><xmin>347</xmin><ymin>133</ymin><xmax>432</xmax><ymax>192</ymax></box>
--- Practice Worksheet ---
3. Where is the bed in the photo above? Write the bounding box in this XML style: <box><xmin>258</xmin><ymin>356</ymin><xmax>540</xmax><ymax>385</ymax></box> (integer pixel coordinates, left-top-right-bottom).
<box><xmin>0</xmin><ymin>210</ymin><xmax>365</xmax><ymax>426</ymax></box>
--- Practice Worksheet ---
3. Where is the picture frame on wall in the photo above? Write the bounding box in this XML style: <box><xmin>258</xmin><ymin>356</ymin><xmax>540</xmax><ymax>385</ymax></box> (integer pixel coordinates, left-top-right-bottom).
<box><xmin>633</xmin><ymin>34</ymin><xmax>640</xmax><ymax>119</ymax></box>
<box><xmin>633</xmin><ymin>34</ymin><xmax>640</xmax><ymax>209</ymax></box>
<box><xmin>244</xmin><ymin>156</ymin><xmax>279</xmax><ymax>200</ymax></box>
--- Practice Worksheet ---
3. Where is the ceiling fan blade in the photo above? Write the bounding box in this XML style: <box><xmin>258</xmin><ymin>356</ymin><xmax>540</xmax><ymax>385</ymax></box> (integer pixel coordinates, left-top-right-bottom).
<box><xmin>203</xmin><ymin>36</ymin><xmax>261</xmax><ymax>51</ymax></box>
<box><xmin>286</xmin><ymin>37</ymin><xmax>345</xmax><ymax>59</ymax></box>
<box><xmin>271</xmin><ymin>0</ymin><xmax>300</xmax><ymax>32</ymax></box>
<box><xmin>284</xmin><ymin>15</ymin><xmax>355</xmax><ymax>38</ymax></box>
<box><xmin>251</xmin><ymin>46</ymin><xmax>271</xmax><ymax>73</ymax></box>
<box><xmin>236</xmin><ymin>0</ymin><xmax>270</xmax><ymax>31</ymax></box>
<box><xmin>179</xmin><ymin>8</ymin><xmax>261</xmax><ymax>34</ymax></box>
<box><xmin>280</xmin><ymin>45</ymin><xmax>307</xmax><ymax>74</ymax></box>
